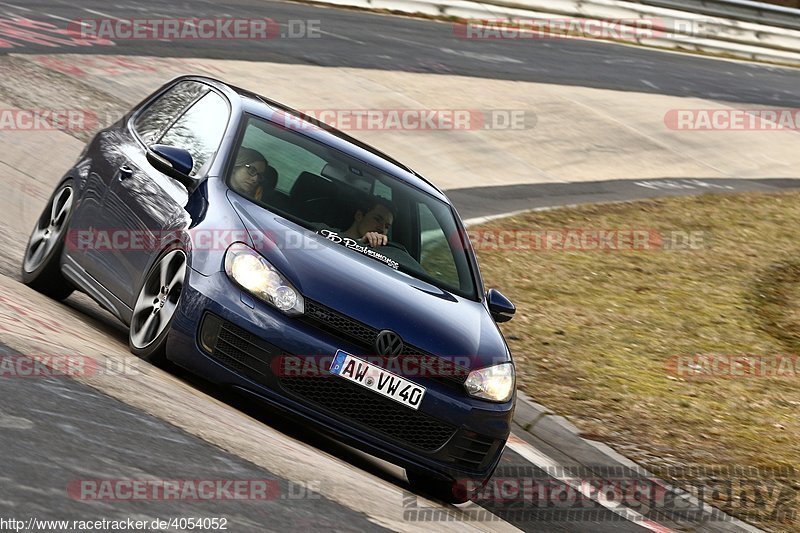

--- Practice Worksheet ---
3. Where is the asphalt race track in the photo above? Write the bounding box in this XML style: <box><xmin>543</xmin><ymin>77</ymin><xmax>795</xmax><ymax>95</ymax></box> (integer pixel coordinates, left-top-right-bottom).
<box><xmin>1</xmin><ymin>0</ymin><xmax>799</xmax><ymax>106</ymax></box>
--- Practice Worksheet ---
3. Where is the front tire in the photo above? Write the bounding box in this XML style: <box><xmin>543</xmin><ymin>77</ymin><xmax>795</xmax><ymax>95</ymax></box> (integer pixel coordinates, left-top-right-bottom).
<box><xmin>21</xmin><ymin>179</ymin><xmax>75</xmax><ymax>300</ymax></box>
<box><xmin>129</xmin><ymin>248</ymin><xmax>187</xmax><ymax>365</ymax></box>
<box><xmin>406</xmin><ymin>470</ymin><xmax>473</xmax><ymax>504</ymax></box>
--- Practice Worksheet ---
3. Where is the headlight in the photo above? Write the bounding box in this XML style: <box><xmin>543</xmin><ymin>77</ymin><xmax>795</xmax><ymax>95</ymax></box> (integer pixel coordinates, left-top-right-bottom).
<box><xmin>224</xmin><ymin>243</ymin><xmax>304</xmax><ymax>316</ymax></box>
<box><xmin>464</xmin><ymin>363</ymin><xmax>515</xmax><ymax>402</ymax></box>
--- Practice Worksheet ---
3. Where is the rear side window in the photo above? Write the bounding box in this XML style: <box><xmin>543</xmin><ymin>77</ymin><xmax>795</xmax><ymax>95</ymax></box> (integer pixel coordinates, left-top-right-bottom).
<box><xmin>158</xmin><ymin>91</ymin><xmax>229</xmax><ymax>175</ymax></box>
<box><xmin>133</xmin><ymin>80</ymin><xmax>207</xmax><ymax>145</ymax></box>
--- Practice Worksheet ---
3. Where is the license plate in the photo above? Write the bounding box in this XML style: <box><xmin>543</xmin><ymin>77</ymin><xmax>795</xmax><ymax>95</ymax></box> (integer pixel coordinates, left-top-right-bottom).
<box><xmin>329</xmin><ymin>350</ymin><xmax>426</xmax><ymax>410</ymax></box>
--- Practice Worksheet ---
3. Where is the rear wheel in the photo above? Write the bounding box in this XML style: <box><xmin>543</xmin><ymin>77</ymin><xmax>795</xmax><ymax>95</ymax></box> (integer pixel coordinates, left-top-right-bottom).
<box><xmin>21</xmin><ymin>179</ymin><xmax>75</xmax><ymax>300</ymax></box>
<box><xmin>129</xmin><ymin>248</ymin><xmax>187</xmax><ymax>364</ymax></box>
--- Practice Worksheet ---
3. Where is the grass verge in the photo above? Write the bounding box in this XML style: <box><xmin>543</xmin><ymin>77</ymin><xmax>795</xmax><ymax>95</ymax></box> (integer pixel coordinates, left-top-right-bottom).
<box><xmin>475</xmin><ymin>191</ymin><xmax>800</xmax><ymax>531</ymax></box>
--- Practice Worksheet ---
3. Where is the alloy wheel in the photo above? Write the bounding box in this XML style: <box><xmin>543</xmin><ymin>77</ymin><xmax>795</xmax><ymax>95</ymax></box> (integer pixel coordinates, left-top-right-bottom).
<box><xmin>130</xmin><ymin>250</ymin><xmax>186</xmax><ymax>349</ymax></box>
<box><xmin>23</xmin><ymin>184</ymin><xmax>74</xmax><ymax>273</ymax></box>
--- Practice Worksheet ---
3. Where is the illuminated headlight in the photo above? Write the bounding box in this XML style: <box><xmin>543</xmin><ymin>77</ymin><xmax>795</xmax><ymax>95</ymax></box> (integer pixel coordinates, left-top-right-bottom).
<box><xmin>464</xmin><ymin>363</ymin><xmax>515</xmax><ymax>402</ymax></box>
<box><xmin>224</xmin><ymin>243</ymin><xmax>304</xmax><ymax>316</ymax></box>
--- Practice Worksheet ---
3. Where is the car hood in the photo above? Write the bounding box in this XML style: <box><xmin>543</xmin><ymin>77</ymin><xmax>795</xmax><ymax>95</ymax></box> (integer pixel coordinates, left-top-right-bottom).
<box><xmin>227</xmin><ymin>193</ymin><xmax>510</xmax><ymax>369</ymax></box>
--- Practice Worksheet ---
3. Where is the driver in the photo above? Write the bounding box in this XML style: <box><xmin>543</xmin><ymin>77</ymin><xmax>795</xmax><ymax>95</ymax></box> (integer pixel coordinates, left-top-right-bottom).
<box><xmin>311</xmin><ymin>197</ymin><xmax>396</xmax><ymax>247</ymax></box>
<box><xmin>341</xmin><ymin>197</ymin><xmax>395</xmax><ymax>247</ymax></box>
<box><xmin>314</xmin><ymin>197</ymin><xmax>427</xmax><ymax>273</ymax></box>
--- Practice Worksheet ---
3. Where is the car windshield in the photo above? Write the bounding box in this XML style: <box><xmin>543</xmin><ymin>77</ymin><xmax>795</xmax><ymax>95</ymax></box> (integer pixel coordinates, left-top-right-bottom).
<box><xmin>225</xmin><ymin>114</ymin><xmax>477</xmax><ymax>299</ymax></box>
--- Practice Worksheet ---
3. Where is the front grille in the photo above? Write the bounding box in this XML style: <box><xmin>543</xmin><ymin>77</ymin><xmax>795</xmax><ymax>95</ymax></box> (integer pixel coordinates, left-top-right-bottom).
<box><xmin>303</xmin><ymin>299</ymin><xmax>469</xmax><ymax>385</ymax></box>
<box><xmin>305</xmin><ymin>299</ymin><xmax>376</xmax><ymax>346</ymax></box>
<box><xmin>205</xmin><ymin>316</ymin><xmax>459</xmax><ymax>453</ymax></box>
<box><xmin>449</xmin><ymin>431</ymin><xmax>499</xmax><ymax>470</ymax></box>
<box><xmin>280</xmin><ymin>376</ymin><xmax>457</xmax><ymax>451</ymax></box>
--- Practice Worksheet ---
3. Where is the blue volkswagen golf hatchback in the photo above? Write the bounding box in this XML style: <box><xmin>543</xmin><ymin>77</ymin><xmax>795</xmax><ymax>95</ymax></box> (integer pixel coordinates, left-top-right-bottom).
<box><xmin>21</xmin><ymin>76</ymin><xmax>517</xmax><ymax>503</ymax></box>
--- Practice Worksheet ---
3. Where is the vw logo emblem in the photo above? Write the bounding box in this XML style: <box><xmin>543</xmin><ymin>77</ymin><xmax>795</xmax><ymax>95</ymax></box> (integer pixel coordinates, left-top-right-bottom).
<box><xmin>375</xmin><ymin>330</ymin><xmax>404</xmax><ymax>357</ymax></box>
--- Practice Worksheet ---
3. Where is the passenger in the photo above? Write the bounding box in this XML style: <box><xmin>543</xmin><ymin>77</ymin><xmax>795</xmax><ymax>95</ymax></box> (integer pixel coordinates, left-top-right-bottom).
<box><xmin>230</xmin><ymin>147</ymin><xmax>274</xmax><ymax>201</ymax></box>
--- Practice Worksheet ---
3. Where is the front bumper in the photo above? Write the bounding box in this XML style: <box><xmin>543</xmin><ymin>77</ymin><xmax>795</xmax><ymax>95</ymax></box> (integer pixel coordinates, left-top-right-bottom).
<box><xmin>167</xmin><ymin>268</ymin><xmax>514</xmax><ymax>483</ymax></box>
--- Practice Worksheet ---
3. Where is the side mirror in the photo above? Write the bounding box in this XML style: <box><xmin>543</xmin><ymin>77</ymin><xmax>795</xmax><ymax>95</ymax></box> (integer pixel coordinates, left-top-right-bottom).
<box><xmin>487</xmin><ymin>289</ymin><xmax>516</xmax><ymax>323</ymax></box>
<box><xmin>147</xmin><ymin>144</ymin><xmax>195</xmax><ymax>188</ymax></box>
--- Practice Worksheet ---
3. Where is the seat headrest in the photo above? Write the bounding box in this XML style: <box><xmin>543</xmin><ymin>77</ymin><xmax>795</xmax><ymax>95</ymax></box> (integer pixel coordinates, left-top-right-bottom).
<box><xmin>261</xmin><ymin>164</ymin><xmax>278</xmax><ymax>191</ymax></box>
<box><xmin>322</xmin><ymin>164</ymin><xmax>373</xmax><ymax>193</ymax></box>
<box><xmin>321</xmin><ymin>164</ymin><xmax>346</xmax><ymax>181</ymax></box>
<box><xmin>291</xmin><ymin>171</ymin><xmax>336</xmax><ymax>200</ymax></box>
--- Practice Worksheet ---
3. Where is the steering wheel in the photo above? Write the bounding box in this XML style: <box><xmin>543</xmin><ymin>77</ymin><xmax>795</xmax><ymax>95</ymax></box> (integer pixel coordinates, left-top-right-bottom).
<box><xmin>379</xmin><ymin>241</ymin><xmax>409</xmax><ymax>253</ymax></box>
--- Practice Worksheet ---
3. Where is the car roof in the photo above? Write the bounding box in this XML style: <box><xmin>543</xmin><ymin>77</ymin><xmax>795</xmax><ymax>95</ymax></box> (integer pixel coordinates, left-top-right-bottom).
<box><xmin>188</xmin><ymin>76</ymin><xmax>451</xmax><ymax>204</ymax></box>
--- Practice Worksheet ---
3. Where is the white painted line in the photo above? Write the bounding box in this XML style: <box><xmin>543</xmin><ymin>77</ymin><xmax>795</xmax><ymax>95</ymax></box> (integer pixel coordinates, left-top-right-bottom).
<box><xmin>0</xmin><ymin>1</ymin><xmax>31</xmax><ymax>11</ymax></box>
<box><xmin>440</xmin><ymin>47</ymin><xmax>523</xmax><ymax>64</ymax></box>
<box><xmin>381</xmin><ymin>33</ymin><xmax>441</xmax><ymax>50</ymax></box>
<box><xmin>640</xmin><ymin>79</ymin><xmax>659</xmax><ymax>90</ymax></box>
<box><xmin>82</xmin><ymin>8</ymin><xmax>118</xmax><ymax>19</ymax></box>
<box><xmin>318</xmin><ymin>29</ymin><xmax>366</xmax><ymax>45</ymax></box>
<box><xmin>40</xmin><ymin>12</ymin><xmax>79</xmax><ymax>23</ymax></box>
<box><xmin>506</xmin><ymin>434</ymin><xmax>676</xmax><ymax>533</ymax></box>
<box><xmin>462</xmin><ymin>204</ymin><xmax>580</xmax><ymax>227</ymax></box>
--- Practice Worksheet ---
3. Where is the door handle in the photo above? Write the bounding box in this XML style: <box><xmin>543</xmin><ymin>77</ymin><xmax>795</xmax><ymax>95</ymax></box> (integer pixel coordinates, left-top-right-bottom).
<box><xmin>118</xmin><ymin>165</ymin><xmax>133</xmax><ymax>180</ymax></box>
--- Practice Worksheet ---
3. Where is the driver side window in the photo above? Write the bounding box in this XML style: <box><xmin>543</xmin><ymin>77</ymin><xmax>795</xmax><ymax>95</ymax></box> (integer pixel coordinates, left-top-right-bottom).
<box><xmin>133</xmin><ymin>81</ymin><xmax>207</xmax><ymax>145</ymax></box>
<box><xmin>158</xmin><ymin>91</ymin><xmax>229</xmax><ymax>176</ymax></box>
<box><xmin>133</xmin><ymin>81</ymin><xmax>230</xmax><ymax>176</ymax></box>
